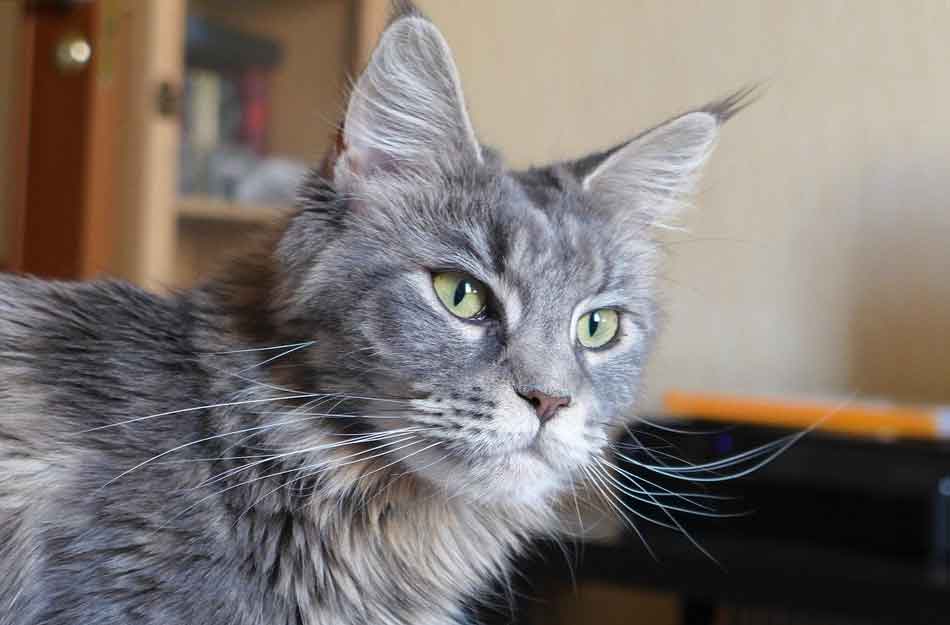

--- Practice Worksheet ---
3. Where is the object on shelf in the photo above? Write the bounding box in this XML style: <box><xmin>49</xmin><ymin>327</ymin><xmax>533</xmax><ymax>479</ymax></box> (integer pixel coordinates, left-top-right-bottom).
<box><xmin>180</xmin><ymin>15</ymin><xmax>287</xmax><ymax>202</ymax></box>
<box><xmin>235</xmin><ymin>157</ymin><xmax>309</xmax><ymax>206</ymax></box>
<box><xmin>185</xmin><ymin>15</ymin><xmax>283</xmax><ymax>72</ymax></box>
<box><xmin>241</xmin><ymin>68</ymin><xmax>271</xmax><ymax>155</ymax></box>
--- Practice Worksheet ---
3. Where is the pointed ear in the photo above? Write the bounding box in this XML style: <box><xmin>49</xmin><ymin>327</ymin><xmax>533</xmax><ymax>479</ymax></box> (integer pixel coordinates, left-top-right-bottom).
<box><xmin>334</xmin><ymin>12</ymin><xmax>481</xmax><ymax>188</ymax></box>
<box><xmin>574</xmin><ymin>87</ymin><xmax>758</xmax><ymax>227</ymax></box>
<box><xmin>579</xmin><ymin>111</ymin><xmax>719</xmax><ymax>227</ymax></box>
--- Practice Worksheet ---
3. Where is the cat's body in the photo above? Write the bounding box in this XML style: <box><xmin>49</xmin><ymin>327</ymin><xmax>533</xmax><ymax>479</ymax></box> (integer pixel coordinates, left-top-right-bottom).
<box><xmin>0</xmin><ymin>272</ymin><xmax>536</xmax><ymax>625</ymax></box>
<box><xmin>0</xmin><ymin>3</ymin><xmax>745</xmax><ymax>624</ymax></box>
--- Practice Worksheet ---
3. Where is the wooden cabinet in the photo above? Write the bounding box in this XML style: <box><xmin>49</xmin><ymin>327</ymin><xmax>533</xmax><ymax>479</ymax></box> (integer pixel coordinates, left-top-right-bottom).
<box><xmin>3</xmin><ymin>0</ymin><xmax>389</xmax><ymax>289</ymax></box>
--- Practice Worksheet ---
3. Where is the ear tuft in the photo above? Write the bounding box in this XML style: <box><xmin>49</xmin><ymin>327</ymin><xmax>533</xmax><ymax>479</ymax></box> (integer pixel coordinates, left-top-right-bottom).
<box><xmin>699</xmin><ymin>83</ymin><xmax>762</xmax><ymax>124</ymax></box>
<box><xmin>388</xmin><ymin>0</ymin><xmax>423</xmax><ymax>24</ymax></box>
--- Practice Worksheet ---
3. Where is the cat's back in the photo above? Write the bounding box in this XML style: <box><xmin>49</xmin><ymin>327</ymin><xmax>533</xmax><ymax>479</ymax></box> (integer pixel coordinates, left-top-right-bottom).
<box><xmin>0</xmin><ymin>275</ymin><xmax>200</xmax><ymax>625</ymax></box>
<box><xmin>0</xmin><ymin>274</ymin><xmax>203</xmax><ymax>466</ymax></box>
<box><xmin>0</xmin><ymin>274</ymin><xmax>196</xmax><ymax>428</ymax></box>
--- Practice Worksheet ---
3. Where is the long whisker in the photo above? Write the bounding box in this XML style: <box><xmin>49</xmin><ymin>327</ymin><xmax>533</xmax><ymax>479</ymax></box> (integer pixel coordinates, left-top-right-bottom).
<box><xmin>635</xmin><ymin>416</ymin><xmax>736</xmax><ymax>436</ymax></box>
<box><xmin>600</xmin><ymin>457</ymin><xmax>733</xmax><ymax>509</ymax></box>
<box><xmin>581</xmin><ymin>465</ymin><xmax>657</xmax><ymax>561</ymax></box>
<box><xmin>596</xmin><ymin>459</ymin><xmax>742</xmax><ymax>519</ymax></box>
<box><xmin>629</xmin><ymin>397</ymin><xmax>854</xmax><ymax>480</ymax></box>
<box><xmin>355</xmin><ymin>439</ymin><xmax>442</xmax><ymax>484</ymax></box>
<box><xmin>198</xmin><ymin>427</ymin><xmax>438</xmax><ymax>488</ymax></box>
<box><xmin>615</xmin><ymin>432</ymin><xmax>804</xmax><ymax>483</ymax></box>
<box><xmin>80</xmin><ymin>394</ymin><xmax>329</xmax><ymax>433</ymax></box>
<box><xmin>235</xmin><ymin>438</ymin><xmax>435</xmax><ymax>522</ymax></box>
<box><xmin>206</xmin><ymin>342</ymin><xmax>315</xmax><ymax>355</ymax></box>
<box><xmin>630</xmin><ymin>432</ymin><xmax>800</xmax><ymax>474</ymax></box>
<box><xmin>587</xmin><ymin>464</ymin><xmax>679</xmax><ymax>531</ymax></box>
<box><xmin>602</xmin><ymin>458</ymin><xmax>723</xmax><ymax>566</ymax></box>
<box><xmin>237</xmin><ymin>341</ymin><xmax>316</xmax><ymax>373</ymax></box>
<box><xmin>621</xmin><ymin>424</ymin><xmax>714</xmax><ymax>471</ymax></box>
<box><xmin>165</xmin><ymin>436</ymin><xmax>424</xmax><ymax>531</ymax></box>
<box><xmin>198</xmin><ymin>429</ymin><xmax>411</xmax><ymax>488</ymax></box>
<box><xmin>99</xmin><ymin>411</ymin><xmax>425</xmax><ymax>489</ymax></box>
<box><xmin>218</xmin><ymin>395</ymin><xmax>354</xmax><ymax>453</ymax></box>
<box><xmin>255</xmin><ymin>411</ymin><xmax>404</xmax><ymax>420</ymax></box>
<box><xmin>82</xmin><ymin>391</ymin><xmax>420</xmax><ymax>434</ymax></box>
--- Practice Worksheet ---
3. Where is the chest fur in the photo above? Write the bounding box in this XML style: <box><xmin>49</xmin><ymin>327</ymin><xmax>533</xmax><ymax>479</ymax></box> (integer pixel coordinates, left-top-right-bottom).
<box><xmin>255</xmin><ymin>502</ymin><xmax>529</xmax><ymax>625</ymax></box>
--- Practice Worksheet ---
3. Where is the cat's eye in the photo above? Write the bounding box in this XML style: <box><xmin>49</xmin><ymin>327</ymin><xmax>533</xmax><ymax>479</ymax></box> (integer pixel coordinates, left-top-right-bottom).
<box><xmin>432</xmin><ymin>272</ymin><xmax>488</xmax><ymax>319</ymax></box>
<box><xmin>577</xmin><ymin>309</ymin><xmax>620</xmax><ymax>349</ymax></box>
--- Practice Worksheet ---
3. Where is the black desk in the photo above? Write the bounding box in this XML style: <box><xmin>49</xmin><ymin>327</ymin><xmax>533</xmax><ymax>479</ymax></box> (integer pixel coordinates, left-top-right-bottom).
<box><xmin>494</xmin><ymin>421</ymin><xmax>950</xmax><ymax>624</ymax></box>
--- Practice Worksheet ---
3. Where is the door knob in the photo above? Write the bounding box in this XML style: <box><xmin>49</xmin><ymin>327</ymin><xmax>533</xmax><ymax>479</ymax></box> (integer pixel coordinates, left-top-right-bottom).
<box><xmin>55</xmin><ymin>34</ymin><xmax>92</xmax><ymax>72</ymax></box>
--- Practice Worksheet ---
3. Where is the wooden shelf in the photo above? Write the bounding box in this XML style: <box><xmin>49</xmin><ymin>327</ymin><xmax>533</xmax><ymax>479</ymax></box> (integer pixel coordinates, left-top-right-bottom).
<box><xmin>177</xmin><ymin>195</ymin><xmax>291</xmax><ymax>225</ymax></box>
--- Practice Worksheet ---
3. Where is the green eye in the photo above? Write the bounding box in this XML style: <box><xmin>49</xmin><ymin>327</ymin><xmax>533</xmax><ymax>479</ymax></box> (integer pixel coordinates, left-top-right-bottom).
<box><xmin>433</xmin><ymin>272</ymin><xmax>487</xmax><ymax>319</ymax></box>
<box><xmin>577</xmin><ymin>308</ymin><xmax>619</xmax><ymax>349</ymax></box>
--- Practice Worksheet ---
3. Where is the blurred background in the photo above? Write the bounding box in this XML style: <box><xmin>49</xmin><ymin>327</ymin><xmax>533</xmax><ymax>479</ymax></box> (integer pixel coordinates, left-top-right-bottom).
<box><xmin>1</xmin><ymin>1</ymin><xmax>948</xmax><ymax>623</ymax></box>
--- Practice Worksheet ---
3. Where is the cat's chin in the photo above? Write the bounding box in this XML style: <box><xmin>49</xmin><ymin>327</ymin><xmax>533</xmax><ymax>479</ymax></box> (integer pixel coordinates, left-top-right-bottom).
<box><xmin>403</xmin><ymin>446</ymin><xmax>570</xmax><ymax>507</ymax></box>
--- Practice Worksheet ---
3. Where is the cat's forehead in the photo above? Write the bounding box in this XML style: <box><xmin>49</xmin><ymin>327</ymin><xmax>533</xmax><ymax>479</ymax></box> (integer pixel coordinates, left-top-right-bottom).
<box><xmin>444</xmin><ymin>166</ymin><xmax>629</xmax><ymax>311</ymax></box>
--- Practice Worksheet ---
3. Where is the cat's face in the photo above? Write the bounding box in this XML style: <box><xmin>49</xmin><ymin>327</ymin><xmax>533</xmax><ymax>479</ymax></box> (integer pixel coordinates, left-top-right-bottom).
<box><xmin>300</xmin><ymin>164</ymin><xmax>659</xmax><ymax>505</ymax></box>
<box><xmin>279</xmin><ymin>8</ymin><xmax>724</xmax><ymax>506</ymax></box>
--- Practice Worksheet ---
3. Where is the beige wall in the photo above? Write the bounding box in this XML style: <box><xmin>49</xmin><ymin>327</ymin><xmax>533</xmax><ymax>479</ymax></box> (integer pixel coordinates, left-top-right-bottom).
<box><xmin>0</xmin><ymin>1</ymin><xmax>20</xmax><ymax>264</ymax></box>
<box><xmin>417</xmin><ymin>0</ymin><xmax>950</xmax><ymax>408</ymax></box>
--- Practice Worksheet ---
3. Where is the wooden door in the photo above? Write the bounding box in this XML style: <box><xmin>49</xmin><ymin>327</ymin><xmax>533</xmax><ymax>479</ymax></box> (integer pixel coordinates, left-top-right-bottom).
<box><xmin>7</xmin><ymin>0</ymin><xmax>184</xmax><ymax>286</ymax></box>
<box><xmin>10</xmin><ymin>0</ymin><xmax>115</xmax><ymax>279</ymax></box>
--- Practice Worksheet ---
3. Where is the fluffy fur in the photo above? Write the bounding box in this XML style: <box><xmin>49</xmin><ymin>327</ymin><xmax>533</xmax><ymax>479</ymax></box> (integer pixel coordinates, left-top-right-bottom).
<box><xmin>0</xmin><ymin>4</ymin><xmax>746</xmax><ymax>624</ymax></box>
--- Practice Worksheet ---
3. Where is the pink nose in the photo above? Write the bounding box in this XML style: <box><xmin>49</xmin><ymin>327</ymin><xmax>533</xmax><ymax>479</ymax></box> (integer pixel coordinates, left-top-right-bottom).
<box><xmin>518</xmin><ymin>390</ymin><xmax>571</xmax><ymax>425</ymax></box>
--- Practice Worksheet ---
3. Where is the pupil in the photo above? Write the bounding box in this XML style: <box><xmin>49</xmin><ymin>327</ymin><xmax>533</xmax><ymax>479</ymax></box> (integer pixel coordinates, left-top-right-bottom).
<box><xmin>588</xmin><ymin>311</ymin><xmax>601</xmax><ymax>336</ymax></box>
<box><xmin>453</xmin><ymin>281</ymin><xmax>470</xmax><ymax>307</ymax></box>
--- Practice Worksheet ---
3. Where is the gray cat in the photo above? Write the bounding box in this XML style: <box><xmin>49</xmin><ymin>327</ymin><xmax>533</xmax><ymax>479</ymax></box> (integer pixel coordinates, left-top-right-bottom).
<box><xmin>0</xmin><ymin>3</ymin><xmax>748</xmax><ymax>624</ymax></box>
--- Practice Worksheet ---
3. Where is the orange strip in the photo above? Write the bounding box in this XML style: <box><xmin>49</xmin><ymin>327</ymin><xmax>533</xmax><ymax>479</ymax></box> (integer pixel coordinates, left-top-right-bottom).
<box><xmin>663</xmin><ymin>391</ymin><xmax>939</xmax><ymax>440</ymax></box>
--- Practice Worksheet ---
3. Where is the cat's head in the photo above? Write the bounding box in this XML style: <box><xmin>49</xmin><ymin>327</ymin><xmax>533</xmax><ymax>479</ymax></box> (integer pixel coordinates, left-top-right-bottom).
<box><xmin>275</xmin><ymin>4</ymin><xmax>744</xmax><ymax>507</ymax></box>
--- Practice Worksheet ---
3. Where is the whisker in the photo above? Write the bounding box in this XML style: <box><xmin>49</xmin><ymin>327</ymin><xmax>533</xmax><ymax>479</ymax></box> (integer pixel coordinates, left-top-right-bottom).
<box><xmin>587</xmin><ymin>464</ymin><xmax>679</xmax><ymax>531</ymax></box>
<box><xmin>81</xmin><ymin>394</ymin><xmax>329</xmax><ymax>433</ymax></box>
<box><xmin>166</xmin><ymin>436</ymin><xmax>424</xmax><ymax>531</ymax></box>
<box><xmin>628</xmin><ymin>396</ymin><xmax>854</xmax><ymax>480</ymax></box>
<box><xmin>596</xmin><ymin>459</ymin><xmax>743</xmax><ymax>519</ymax></box>
<box><xmin>98</xmin><ymin>413</ymin><xmax>404</xmax><ymax>489</ymax></box>
<box><xmin>155</xmin><ymin>455</ymin><xmax>274</xmax><ymax>464</ymax></box>
<box><xmin>218</xmin><ymin>395</ymin><xmax>356</xmax><ymax>453</ymax></box>
<box><xmin>615</xmin><ymin>432</ymin><xmax>805</xmax><ymax>483</ymax></box>
<box><xmin>235</xmin><ymin>438</ymin><xmax>434</xmax><ymax>522</ymax></box>
<box><xmin>255</xmin><ymin>411</ymin><xmax>404</xmax><ymax>420</ymax></box>
<box><xmin>238</xmin><ymin>341</ymin><xmax>315</xmax><ymax>373</ymax></box>
<box><xmin>388</xmin><ymin>448</ymin><xmax>451</xmax><ymax>483</ymax></box>
<box><xmin>603</xmin><ymin>459</ymin><xmax>723</xmax><ymax>566</ymax></box>
<box><xmin>599</xmin><ymin>458</ymin><xmax>732</xmax><ymax>509</ymax></box>
<box><xmin>632</xmin><ymin>432</ymin><xmax>799</xmax><ymax>474</ymax></box>
<box><xmin>635</xmin><ymin>416</ymin><xmax>736</xmax><ymax>436</ymax></box>
<box><xmin>198</xmin><ymin>427</ymin><xmax>437</xmax><ymax>488</ymax></box>
<box><xmin>355</xmin><ymin>439</ymin><xmax>442</xmax><ymax>484</ymax></box>
<box><xmin>581</xmin><ymin>465</ymin><xmax>657</xmax><ymax>561</ymax></box>
<box><xmin>82</xmin><ymin>392</ymin><xmax>420</xmax><ymax>434</ymax></box>
<box><xmin>621</xmin><ymin>424</ymin><xmax>702</xmax><ymax>470</ymax></box>
<box><xmin>206</xmin><ymin>342</ymin><xmax>316</xmax><ymax>355</ymax></box>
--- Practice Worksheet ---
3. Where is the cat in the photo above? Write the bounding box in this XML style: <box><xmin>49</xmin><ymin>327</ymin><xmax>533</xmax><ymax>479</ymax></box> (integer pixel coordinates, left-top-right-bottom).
<box><xmin>0</xmin><ymin>3</ymin><xmax>749</xmax><ymax>624</ymax></box>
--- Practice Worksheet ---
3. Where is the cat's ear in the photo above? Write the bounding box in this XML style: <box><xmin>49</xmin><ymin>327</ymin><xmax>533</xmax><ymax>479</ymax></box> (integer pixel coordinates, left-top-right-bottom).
<box><xmin>579</xmin><ymin>112</ymin><xmax>718</xmax><ymax>227</ymax></box>
<box><xmin>574</xmin><ymin>89</ymin><xmax>755</xmax><ymax>228</ymax></box>
<box><xmin>334</xmin><ymin>8</ymin><xmax>481</xmax><ymax>188</ymax></box>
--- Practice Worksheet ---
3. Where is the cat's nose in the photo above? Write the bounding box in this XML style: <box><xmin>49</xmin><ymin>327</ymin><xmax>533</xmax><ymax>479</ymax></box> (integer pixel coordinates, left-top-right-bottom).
<box><xmin>517</xmin><ymin>390</ymin><xmax>571</xmax><ymax>425</ymax></box>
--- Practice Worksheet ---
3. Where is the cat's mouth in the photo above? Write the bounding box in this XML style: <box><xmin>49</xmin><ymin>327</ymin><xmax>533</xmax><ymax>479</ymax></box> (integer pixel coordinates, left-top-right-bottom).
<box><xmin>487</xmin><ymin>433</ymin><xmax>564</xmax><ymax>472</ymax></box>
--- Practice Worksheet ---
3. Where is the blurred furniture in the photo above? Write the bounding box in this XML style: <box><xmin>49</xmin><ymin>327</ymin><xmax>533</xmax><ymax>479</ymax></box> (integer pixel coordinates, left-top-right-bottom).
<box><xmin>502</xmin><ymin>420</ymin><xmax>950</xmax><ymax>625</ymax></box>
<box><xmin>3</xmin><ymin>0</ymin><xmax>392</xmax><ymax>288</ymax></box>
<box><xmin>665</xmin><ymin>391</ymin><xmax>950</xmax><ymax>442</ymax></box>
